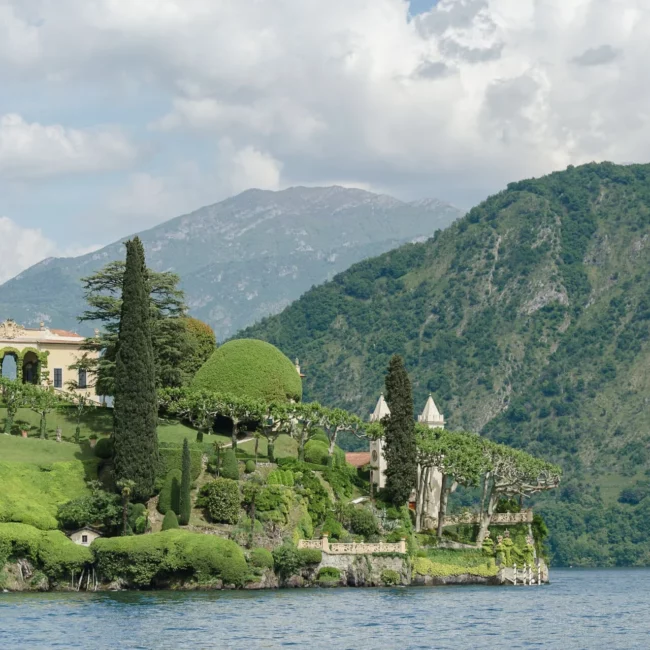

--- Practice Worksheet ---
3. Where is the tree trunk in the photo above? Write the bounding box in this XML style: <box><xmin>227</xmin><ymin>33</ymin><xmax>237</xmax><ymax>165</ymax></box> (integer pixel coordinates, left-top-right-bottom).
<box><xmin>40</xmin><ymin>412</ymin><xmax>47</xmax><ymax>439</ymax></box>
<box><xmin>254</xmin><ymin>437</ymin><xmax>259</xmax><ymax>464</ymax></box>
<box><xmin>437</xmin><ymin>474</ymin><xmax>449</xmax><ymax>539</ymax></box>
<box><xmin>122</xmin><ymin>496</ymin><xmax>129</xmax><ymax>536</ymax></box>
<box><xmin>231</xmin><ymin>418</ymin><xmax>238</xmax><ymax>450</ymax></box>
<box><xmin>268</xmin><ymin>441</ymin><xmax>275</xmax><ymax>464</ymax></box>
<box><xmin>249</xmin><ymin>494</ymin><xmax>256</xmax><ymax>549</ymax></box>
<box><xmin>415</xmin><ymin>465</ymin><xmax>429</xmax><ymax>533</ymax></box>
<box><xmin>477</xmin><ymin>488</ymin><xmax>498</xmax><ymax>544</ymax></box>
<box><xmin>299</xmin><ymin>434</ymin><xmax>306</xmax><ymax>462</ymax></box>
<box><xmin>327</xmin><ymin>433</ymin><xmax>337</xmax><ymax>467</ymax></box>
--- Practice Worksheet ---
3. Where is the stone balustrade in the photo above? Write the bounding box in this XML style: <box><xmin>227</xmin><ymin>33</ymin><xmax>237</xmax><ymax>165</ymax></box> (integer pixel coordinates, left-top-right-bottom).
<box><xmin>442</xmin><ymin>510</ymin><xmax>534</xmax><ymax>527</ymax></box>
<box><xmin>298</xmin><ymin>535</ymin><xmax>407</xmax><ymax>555</ymax></box>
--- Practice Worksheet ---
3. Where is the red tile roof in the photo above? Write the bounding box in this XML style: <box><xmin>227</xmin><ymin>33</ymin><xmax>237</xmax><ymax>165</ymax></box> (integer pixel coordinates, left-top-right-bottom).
<box><xmin>50</xmin><ymin>329</ymin><xmax>82</xmax><ymax>337</ymax></box>
<box><xmin>345</xmin><ymin>452</ymin><xmax>371</xmax><ymax>468</ymax></box>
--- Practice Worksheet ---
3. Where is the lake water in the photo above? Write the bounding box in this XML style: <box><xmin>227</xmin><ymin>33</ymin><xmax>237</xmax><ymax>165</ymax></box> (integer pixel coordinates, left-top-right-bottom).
<box><xmin>1</xmin><ymin>569</ymin><xmax>648</xmax><ymax>649</ymax></box>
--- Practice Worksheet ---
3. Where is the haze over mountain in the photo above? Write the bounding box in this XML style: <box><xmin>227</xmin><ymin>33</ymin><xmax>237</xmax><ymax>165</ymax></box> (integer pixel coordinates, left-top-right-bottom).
<box><xmin>0</xmin><ymin>186</ymin><xmax>461</xmax><ymax>339</ymax></box>
<box><xmin>243</xmin><ymin>162</ymin><xmax>650</xmax><ymax>566</ymax></box>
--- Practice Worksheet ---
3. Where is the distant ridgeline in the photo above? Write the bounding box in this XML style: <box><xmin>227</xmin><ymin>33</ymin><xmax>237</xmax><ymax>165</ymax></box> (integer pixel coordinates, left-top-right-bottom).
<box><xmin>242</xmin><ymin>162</ymin><xmax>650</xmax><ymax>567</ymax></box>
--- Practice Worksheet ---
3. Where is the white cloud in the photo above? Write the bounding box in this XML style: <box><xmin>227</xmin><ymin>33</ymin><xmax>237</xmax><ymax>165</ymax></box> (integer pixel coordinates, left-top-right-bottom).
<box><xmin>1</xmin><ymin>0</ymin><xmax>650</xmax><ymax>210</ymax></box>
<box><xmin>0</xmin><ymin>217</ymin><xmax>100</xmax><ymax>283</ymax></box>
<box><xmin>0</xmin><ymin>114</ymin><xmax>139</xmax><ymax>180</ymax></box>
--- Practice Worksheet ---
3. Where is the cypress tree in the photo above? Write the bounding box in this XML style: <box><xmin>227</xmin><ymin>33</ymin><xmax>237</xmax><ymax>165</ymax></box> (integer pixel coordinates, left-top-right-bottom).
<box><xmin>179</xmin><ymin>438</ymin><xmax>192</xmax><ymax>525</ymax></box>
<box><xmin>383</xmin><ymin>355</ymin><xmax>417</xmax><ymax>506</ymax></box>
<box><xmin>113</xmin><ymin>237</ymin><xmax>159</xmax><ymax>501</ymax></box>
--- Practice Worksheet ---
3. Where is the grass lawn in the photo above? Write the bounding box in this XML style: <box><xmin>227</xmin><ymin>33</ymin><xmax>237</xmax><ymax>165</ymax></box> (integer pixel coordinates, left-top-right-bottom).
<box><xmin>593</xmin><ymin>471</ymin><xmax>646</xmax><ymax>507</ymax></box>
<box><xmin>238</xmin><ymin>434</ymin><xmax>298</xmax><ymax>460</ymax></box>
<box><xmin>0</xmin><ymin>434</ymin><xmax>95</xmax><ymax>463</ymax></box>
<box><xmin>425</xmin><ymin>548</ymin><xmax>487</xmax><ymax>567</ymax></box>
<box><xmin>0</xmin><ymin>457</ymin><xmax>95</xmax><ymax>530</ymax></box>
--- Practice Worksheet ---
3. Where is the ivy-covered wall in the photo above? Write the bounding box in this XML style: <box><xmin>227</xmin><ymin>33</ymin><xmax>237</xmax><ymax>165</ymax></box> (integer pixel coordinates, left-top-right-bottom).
<box><xmin>0</xmin><ymin>347</ymin><xmax>49</xmax><ymax>383</ymax></box>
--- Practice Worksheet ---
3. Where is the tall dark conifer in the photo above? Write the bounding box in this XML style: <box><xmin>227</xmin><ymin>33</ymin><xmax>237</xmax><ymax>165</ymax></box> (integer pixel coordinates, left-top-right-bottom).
<box><xmin>113</xmin><ymin>237</ymin><xmax>159</xmax><ymax>501</ymax></box>
<box><xmin>383</xmin><ymin>355</ymin><xmax>417</xmax><ymax>506</ymax></box>
<box><xmin>179</xmin><ymin>438</ymin><xmax>192</xmax><ymax>525</ymax></box>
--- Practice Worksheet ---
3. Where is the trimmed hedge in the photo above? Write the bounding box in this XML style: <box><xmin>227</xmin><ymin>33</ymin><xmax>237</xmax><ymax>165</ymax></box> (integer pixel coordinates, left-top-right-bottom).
<box><xmin>304</xmin><ymin>440</ymin><xmax>329</xmax><ymax>466</ymax></box>
<box><xmin>220</xmin><ymin>450</ymin><xmax>240</xmax><ymax>481</ymax></box>
<box><xmin>0</xmin><ymin>523</ymin><xmax>92</xmax><ymax>580</ymax></box>
<box><xmin>158</xmin><ymin>445</ymin><xmax>202</xmax><ymax>483</ymax></box>
<box><xmin>191</xmin><ymin>339</ymin><xmax>302</xmax><ymax>403</ymax></box>
<box><xmin>162</xmin><ymin>511</ymin><xmax>179</xmax><ymax>530</ymax></box>
<box><xmin>267</xmin><ymin>469</ymin><xmax>294</xmax><ymax>486</ymax></box>
<box><xmin>158</xmin><ymin>469</ymin><xmax>182</xmax><ymax>515</ymax></box>
<box><xmin>249</xmin><ymin>547</ymin><xmax>274</xmax><ymax>569</ymax></box>
<box><xmin>244</xmin><ymin>460</ymin><xmax>256</xmax><ymax>474</ymax></box>
<box><xmin>94</xmin><ymin>437</ymin><xmax>113</xmax><ymax>459</ymax></box>
<box><xmin>349</xmin><ymin>507</ymin><xmax>379</xmax><ymax>539</ymax></box>
<box><xmin>199</xmin><ymin>479</ymin><xmax>240</xmax><ymax>524</ymax></box>
<box><xmin>92</xmin><ymin>529</ymin><xmax>248</xmax><ymax>586</ymax></box>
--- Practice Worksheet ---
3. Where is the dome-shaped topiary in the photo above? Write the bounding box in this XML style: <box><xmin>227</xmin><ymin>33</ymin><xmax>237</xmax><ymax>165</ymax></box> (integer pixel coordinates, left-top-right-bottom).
<box><xmin>162</xmin><ymin>510</ymin><xmax>179</xmax><ymax>530</ymax></box>
<box><xmin>191</xmin><ymin>339</ymin><xmax>302</xmax><ymax>403</ymax></box>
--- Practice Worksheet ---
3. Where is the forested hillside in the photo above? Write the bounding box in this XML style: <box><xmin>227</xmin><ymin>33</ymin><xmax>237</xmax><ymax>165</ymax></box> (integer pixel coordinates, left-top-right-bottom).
<box><xmin>243</xmin><ymin>162</ymin><xmax>650</xmax><ymax>566</ymax></box>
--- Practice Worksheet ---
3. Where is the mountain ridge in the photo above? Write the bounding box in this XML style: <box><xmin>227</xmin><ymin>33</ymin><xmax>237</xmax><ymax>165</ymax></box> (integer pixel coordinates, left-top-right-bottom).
<box><xmin>241</xmin><ymin>162</ymin><xmax>650</xmax><ymax>566</ymax></box>
<box><xmin>0</xmin><ymin>186</ymin><xmax>461</xmax><ymax>338</ymax></box>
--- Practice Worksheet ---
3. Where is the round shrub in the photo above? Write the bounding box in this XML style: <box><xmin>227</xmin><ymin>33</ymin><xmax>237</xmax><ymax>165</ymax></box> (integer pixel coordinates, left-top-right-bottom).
<box><xmin>94</xmin><ymin>437</ymin><xmax>113</xmax><ymax>459</ymax></box>
<box><xmin>249</xmin><ymin>547</ymin><xmax>274</xmax><ymax>569</ymax></box>
<box><xmin>191</xmin><ymin>339</ymin><xmax>302</xmax><ymax>402</ymax></box>
<box><xmin>158</xmin><ymin>469</ymin><xmax>181</xmax><ymax>515</ymax></box>
<box><xmin>349</xmin><ymin>507</ymin><xmax>379</xmax><ymax>539</ymax></box>
<box><xmin>322</xmin><ymin>517</ymin><xmax>345</xmax><ymax>540</ymax></box>
<box><xmin>245</xmin><ymin>460</ymin><xmax>256</xmax><ymax>474</ymax></box>
<box><xmin>221</xmin><ymin>449</ymin><xmax>240</xmax><ymax>481</ymax></box>
<box><xmin>304</xmin><ymin>440</ymin><xmax>329</xmax><ymax>466</ymax></box>
<box><xmin>199</xmin><ymin>478</ymin><xmax>240</xmax><ymax>524</ymax></box>
<box><xmin>162</xmin><ymin>510</ymin><xmax>179</xmax><ymax>530</ymax></box>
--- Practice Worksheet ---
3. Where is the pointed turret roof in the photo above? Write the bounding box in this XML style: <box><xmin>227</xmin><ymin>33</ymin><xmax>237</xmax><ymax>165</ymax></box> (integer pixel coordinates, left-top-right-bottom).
<box><xmin>418</xmin><ymin>394</ymin><xmax>444</xmax><ymax>428</ymax></box>
<box><xmin>370</xmin><ymin>393</ymin><xmax>391</xmax><ymax>422</ymax></box>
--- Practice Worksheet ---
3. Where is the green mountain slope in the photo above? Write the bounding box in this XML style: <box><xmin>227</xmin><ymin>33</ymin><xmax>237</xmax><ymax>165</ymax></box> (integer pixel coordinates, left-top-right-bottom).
<box><xmin>0</xmin><ymin>187</ymin><xmax>460</xmax><ymax>339</ymax></box>
<box><xmin>242</xmin><ymin>162</ymin><xmax>650</xmax><ymax>566</ymax></box>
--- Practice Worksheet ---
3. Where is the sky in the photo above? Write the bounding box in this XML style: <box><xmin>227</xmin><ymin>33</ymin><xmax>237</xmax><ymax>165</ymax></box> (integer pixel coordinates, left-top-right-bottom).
<box><xmin>1</xmin><ymin>0</ymin><xmax>649</xmax><ymax>283</ymax></box>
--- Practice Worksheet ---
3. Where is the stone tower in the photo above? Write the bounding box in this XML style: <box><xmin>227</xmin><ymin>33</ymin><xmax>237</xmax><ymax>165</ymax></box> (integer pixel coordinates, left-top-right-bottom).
<box><xmin>369</xmin><ymin>393</ymin><xmax>390</xmax><ymax>489</ymax></box>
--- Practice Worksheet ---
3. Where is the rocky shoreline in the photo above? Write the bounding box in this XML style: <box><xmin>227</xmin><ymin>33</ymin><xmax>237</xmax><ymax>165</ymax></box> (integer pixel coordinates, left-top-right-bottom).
<box><xmin>2</xmin><ymin>555</ymin><xmax>549</xmax><ymax>592</ymax></box>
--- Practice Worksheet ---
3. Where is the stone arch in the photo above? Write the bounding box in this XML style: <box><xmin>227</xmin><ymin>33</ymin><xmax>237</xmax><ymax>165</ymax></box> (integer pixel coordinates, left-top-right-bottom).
<box><xmin>0</xmin><ymin>347</ymin><xmax>21</xmax><ymax>381</ymax></box>
<box><xmin>19</xmin><ymin>347</ymin><xmax>48</xmax><ymax>386</ymax></box>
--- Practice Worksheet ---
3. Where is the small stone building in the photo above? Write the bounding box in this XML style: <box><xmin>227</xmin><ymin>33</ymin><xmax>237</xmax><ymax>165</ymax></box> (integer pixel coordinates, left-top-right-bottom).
<box><xmin>68</xmin><ymin>527</ymin><xmax>102</xmax><ymax>547</ymax></box>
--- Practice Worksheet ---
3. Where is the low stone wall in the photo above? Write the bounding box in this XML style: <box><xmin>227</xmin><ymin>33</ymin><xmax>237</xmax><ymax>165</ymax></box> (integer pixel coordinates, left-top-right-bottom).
<box><xmin>443</xmin><ymin>510</ymin><xmax>534</xmax><ymax>527</ymax></box>
<box><xmin>298</xmin><ymin>536</ymin><xmax>407</xmax><ymax>555</ymax></box>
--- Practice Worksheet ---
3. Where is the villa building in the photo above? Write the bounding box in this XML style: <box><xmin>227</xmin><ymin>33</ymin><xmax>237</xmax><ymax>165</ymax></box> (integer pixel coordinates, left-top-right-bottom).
<box><xmin>0</xmin><ymin>319</ymin><xmax>99</xmax><ymax>401</ymax></box>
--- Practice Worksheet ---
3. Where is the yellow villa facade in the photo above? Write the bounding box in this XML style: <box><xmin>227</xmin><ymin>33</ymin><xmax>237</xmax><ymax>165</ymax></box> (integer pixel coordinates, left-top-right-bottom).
<box><xmin>0</xmin><ymin>319</ymin><xmax>99</xmax><ymax>400</ymax></box>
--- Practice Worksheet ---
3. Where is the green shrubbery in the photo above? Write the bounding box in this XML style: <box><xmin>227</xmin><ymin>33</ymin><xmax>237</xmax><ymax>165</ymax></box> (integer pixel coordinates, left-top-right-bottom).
<box><xmin>0</xmin><ymin>523</ymin><xmax>92</xmax><ymax>580</ymax></box>
<box><xmin>317</xmin><ymin>566</ymin><xmax>340</xmax><ymax>582</ymax></box>
<box><xmin>304</xmin><ymin>440</ymin><xmax>329</xmax><ymax>465</ymax></box>
<box><xmin>297</xmin><ymin>548</ymin><xmax>322</xmax><ymax>565</ymax></box>
<box><xmin>92</xmin><ymin>529</ymin><xmax>248</xmax><ymax>586</ymax></box>
<box><xmin>220</xmin><ymin>450</ymin><xmax>240</xmax><ymax>481</ymax></box>
<box><xmin>244</xmin><ymin>460</ymin><xmax>256</xmax><ymax>474</ymax></box>
<box><xmin>191</xmin><ymin>339</ymin><xmax>302</xmax><ymax>402</ymax></box>
<box><xmin>57</xmin><ymin>485</ymin><xmax>121</xmax><ymax>533</ymax></box>
<box><xmin>158</xmin><ymin>444</ymin><xmax>202</xmax><ymax>483</ymax></box>
<box><xmin>94</xmin><ymin>437</ymin><xmax>113</xmax><ymax>460</ymax></box>
<box><xmin>267</xmin><ymin>469</ymin><xmax>294</xmax><ymax>486</ymax></box>
<box><xmin>162</xmin><ymin>511</ymin><xmax>179</xmax><ymax>530</ymax></box>
<box><xmin>412</xmin><ymin>556</ymin><xmax>497</xmax><ymax>578</ymax></box>
<box><xmin>158</xmin><ymin>469</ymin><xmax>181</xmax><ymax>515</ymax></box>
<box><xmin>249</xmin><ymin>547</ymin><xmax>274</xmax><ymax>569</ymax></box>
<box><xmin>380</xmin><ymin>569</ymin><xmax>401</xmax><ymax>586</ymax></box>
<box><xmin>198</xmin><ymin>479</ymin><xmax>240</xmax><ymax>524</ymax></box>
<box><xmin>348</xmin><ymin>507</ymin><xmax>379</xmax><ymax>539</ymax></box>
<box><xmin>272</xmin><ymin>543</ymin><xmax>302</xmax><ymax>579</ymax></box>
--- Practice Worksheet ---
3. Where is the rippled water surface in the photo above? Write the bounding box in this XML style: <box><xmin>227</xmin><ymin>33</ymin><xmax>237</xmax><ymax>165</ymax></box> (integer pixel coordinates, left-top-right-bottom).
<box><xmin>1</xmin><ymin>569</ymin><xmax>649</xmax><ymax>649</ymax></box>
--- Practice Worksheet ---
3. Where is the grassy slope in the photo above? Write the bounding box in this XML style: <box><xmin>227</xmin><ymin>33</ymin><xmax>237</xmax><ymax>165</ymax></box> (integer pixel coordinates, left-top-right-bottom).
<box><xmin>242</xmin><ymin>162</ymin><xmax>650</xmax><ymax>566</ymax></box>
<box><xmin>0</xmin><ymin>458</ymin><xmax>95</xmax><ymax>529</ymax></box>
